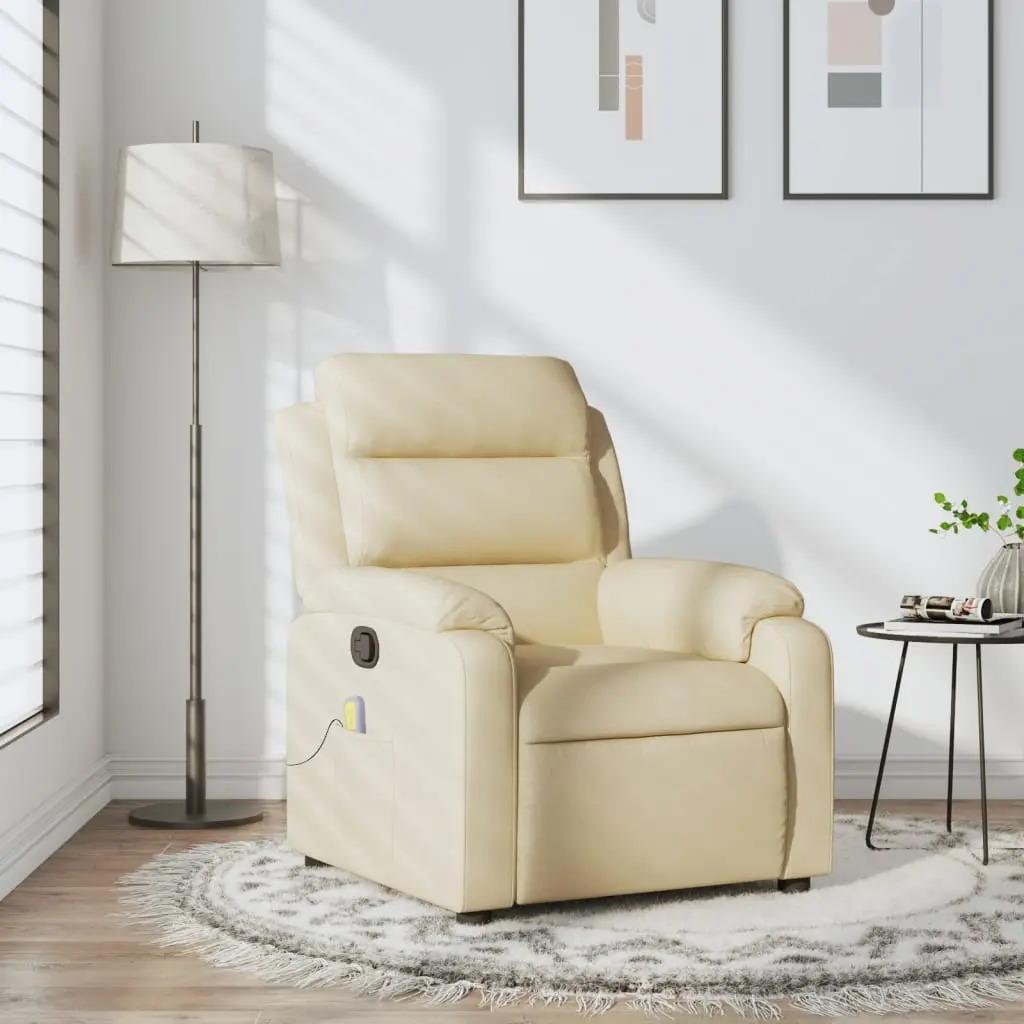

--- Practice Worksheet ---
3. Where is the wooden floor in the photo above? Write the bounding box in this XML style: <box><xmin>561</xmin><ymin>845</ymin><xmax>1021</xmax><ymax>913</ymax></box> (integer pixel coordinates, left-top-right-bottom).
<box><xmin>1</xmin><ymin>800</ymin><xmax>1022</xmax><ymax>1024</ymax></box>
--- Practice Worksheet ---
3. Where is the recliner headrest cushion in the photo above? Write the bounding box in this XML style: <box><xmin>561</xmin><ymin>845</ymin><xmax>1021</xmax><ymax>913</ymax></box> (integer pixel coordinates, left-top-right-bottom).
<box><xmin>314</xmin><ymin>353</ymin><xmax>589</xmax><ymax>458</ymax></box>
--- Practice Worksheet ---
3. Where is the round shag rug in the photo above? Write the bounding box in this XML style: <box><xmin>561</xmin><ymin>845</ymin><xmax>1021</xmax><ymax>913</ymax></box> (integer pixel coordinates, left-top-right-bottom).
<box><xmin>118</xmin><ymin>814</ymin><xmax>1024</xmax><ymax>1018</ymax></box>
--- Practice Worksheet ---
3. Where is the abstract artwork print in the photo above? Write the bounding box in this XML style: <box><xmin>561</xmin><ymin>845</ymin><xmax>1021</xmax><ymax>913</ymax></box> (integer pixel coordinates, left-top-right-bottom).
<box><xmin>520</xmin><ymin>0</ymin><xmax>727</xmax><ymax>198</ymax></box>
<box><xmin>785</xmin><ymin>0</ymin><xmax>993</xmax><ymax>198</ymax></box>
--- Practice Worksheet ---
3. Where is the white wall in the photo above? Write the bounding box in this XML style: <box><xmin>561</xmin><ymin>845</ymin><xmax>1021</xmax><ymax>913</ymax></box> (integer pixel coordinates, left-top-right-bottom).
<box><xmin>0</xmin><ymin>0</ymin><xmax>107</xmax><ymax>897</ymax></box>
<box><xmin>103</xmin><ymin>0</ymin><xmax>1024</xmax><ymax>799</ymax></box>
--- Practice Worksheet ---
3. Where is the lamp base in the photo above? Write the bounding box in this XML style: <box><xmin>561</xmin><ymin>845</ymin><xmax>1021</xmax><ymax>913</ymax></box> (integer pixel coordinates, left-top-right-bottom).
<box><xmin>128</xmin><ymin>801</ymin><xmax>264</xmax><ymax>829</ymax></box>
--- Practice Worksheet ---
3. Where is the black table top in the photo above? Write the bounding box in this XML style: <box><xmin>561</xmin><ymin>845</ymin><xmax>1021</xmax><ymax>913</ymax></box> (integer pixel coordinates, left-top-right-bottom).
<box><xmin>857</xmin><ymin>622</ymin><xmax>1024</xmax><ymax>645</ymax></box>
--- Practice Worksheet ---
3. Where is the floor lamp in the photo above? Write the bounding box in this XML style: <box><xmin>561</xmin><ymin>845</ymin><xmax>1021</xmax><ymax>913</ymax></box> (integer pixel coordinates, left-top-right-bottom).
<box><xmin>111</xmin><ymin>122</ymin><xmax>281</xmax><ymax>828</ymax></box>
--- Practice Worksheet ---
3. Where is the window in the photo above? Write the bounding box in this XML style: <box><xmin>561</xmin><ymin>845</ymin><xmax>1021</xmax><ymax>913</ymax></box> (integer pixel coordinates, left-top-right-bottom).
<box><xmin>0</xmin><ymin>0</ymin><xmax>58</xmax><ymax>741</ymax></box>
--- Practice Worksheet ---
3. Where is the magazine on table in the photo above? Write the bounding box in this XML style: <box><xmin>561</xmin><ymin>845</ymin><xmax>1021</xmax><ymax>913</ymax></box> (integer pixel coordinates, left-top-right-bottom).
<box><xmin>900</xmin><ymin>595</ymin><xmax>993</xmax><ymax>622</ymax></box>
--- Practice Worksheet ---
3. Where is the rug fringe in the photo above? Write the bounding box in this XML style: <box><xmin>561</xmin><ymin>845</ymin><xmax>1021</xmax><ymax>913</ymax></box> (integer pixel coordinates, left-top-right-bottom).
<box><xmin>115</xmin><ymin>836</ymin><xmax>1024</xmax><ymax>1019</ymax></box>
<box><xmin>788</xmin><ymin>975</ymin><xmax>1024</xmax><ymax>1017</ymax></box>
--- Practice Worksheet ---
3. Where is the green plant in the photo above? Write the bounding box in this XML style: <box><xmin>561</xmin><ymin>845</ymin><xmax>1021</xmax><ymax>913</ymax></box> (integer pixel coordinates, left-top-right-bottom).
<box><xmin>932</xmin><ymin>448</ymin><xmax>1024</xmax><ymax>543</ymax></box>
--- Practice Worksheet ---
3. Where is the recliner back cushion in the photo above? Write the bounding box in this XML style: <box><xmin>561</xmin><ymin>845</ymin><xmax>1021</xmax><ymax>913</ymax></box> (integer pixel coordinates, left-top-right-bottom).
<box><xmin>337</xmin><ymin>457</ymin><xmax>600</xmax><ymax>567</ymax></box>
<box><xmin>316</xmin><ymin>354</ymin><xmax>603</xmax><ymax>569</ymax></box>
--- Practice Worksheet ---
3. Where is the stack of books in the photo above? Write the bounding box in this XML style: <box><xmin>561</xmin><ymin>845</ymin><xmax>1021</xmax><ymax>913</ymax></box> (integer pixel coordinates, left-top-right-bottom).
<box><xmin>880</xmin><ymin>595</ymin><xmax>1024</xmax><ymax>638</ymax></box>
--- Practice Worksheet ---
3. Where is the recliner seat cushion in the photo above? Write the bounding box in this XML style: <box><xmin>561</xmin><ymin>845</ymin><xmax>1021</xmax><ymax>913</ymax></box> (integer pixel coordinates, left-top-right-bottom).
<box><xmin>516</xmin><ymin>644</ymin><xmax>786</xmax><ymax>745</ymax></box>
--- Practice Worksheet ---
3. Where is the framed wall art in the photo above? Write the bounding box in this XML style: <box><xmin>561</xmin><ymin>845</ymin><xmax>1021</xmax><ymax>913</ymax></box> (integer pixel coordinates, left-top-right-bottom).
<box><xmin>784</xmin><ymin>0</ymin><xmax>994</xmax><ymax>199</ymax></box>
<box><xmin>519</xmin><ymin>0</ymin><xmax>728</xmax><ymax>200</ymax></box>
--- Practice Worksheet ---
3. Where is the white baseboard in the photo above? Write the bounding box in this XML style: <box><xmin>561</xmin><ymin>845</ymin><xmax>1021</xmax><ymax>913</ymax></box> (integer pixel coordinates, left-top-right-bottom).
<box><xmin>108</xmin><ymin>756</ymin><xmax>286</xmax><ymax>800</ymax></box>
<box><xmin>0</xmin><ymin>757</ymin><xmax>112</xmax><ymax>900</ymax></box>
<box><xmin>106</xmin><ymin>755</ymin><xmax>1024</xmax><ymax>802</ymax></box>
<box><xmin>836</xmin><ymin>756</ymin><xmax>1024</xmax><ymax>800</ymax></box>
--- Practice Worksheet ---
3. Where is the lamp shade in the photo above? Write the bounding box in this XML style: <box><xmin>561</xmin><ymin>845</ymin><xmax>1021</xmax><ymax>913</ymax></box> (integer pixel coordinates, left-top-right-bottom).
<box><xmin>111</xmin><ymin>143</ymin><xmax>281</xmax><ymax>266</ymax></box>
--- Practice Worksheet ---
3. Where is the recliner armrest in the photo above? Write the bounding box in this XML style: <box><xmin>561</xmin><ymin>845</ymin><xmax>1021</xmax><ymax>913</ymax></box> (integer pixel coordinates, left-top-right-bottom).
<box><xmin>597</xmin><ymin>558</ymin><xmax>804</xmax><ymax>661</ymax></box>
<box><xmin>748</xmin><ymin>615</ymin><xmax>834</xmax><ymax>878</ymax></box>
<box><xmin>303</xmin><ymin>566</ymin><xmax>515</xmax><ymax>646</ymax></box>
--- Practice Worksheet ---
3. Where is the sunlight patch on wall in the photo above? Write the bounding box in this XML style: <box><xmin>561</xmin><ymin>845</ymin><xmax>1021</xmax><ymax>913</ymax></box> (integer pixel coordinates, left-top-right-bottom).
<box><xmin>265</xmin><ymin>0</ymin><xmax>444</xmax><ymax>248</ymax></box>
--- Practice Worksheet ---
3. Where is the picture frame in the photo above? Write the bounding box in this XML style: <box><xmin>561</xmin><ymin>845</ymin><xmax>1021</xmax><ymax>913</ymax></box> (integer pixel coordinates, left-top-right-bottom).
<box><xmin>518</xmin><ymin>0</ymin><xmax>729</xmax><ymax>200</ymax></box>
<box><xmin>783</xmin><ymin>0</ymin><xmax>994</xmax><ymax>200</ymax></box>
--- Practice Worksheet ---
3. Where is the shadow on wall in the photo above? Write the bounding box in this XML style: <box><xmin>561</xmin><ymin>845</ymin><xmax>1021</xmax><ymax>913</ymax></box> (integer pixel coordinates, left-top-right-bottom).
<box><xmin>833</xmin><ymin>704</ymin><xmax>1020</xmax><ymax>800</ymax></box>
<box><xmin>636</xmin><ymin>500</ymin><xmax>785</xmax><ymax>577</ymax></box>
<box><xmin>837</xmin><ymin>704</ymin><xmax>946</xmax><ymax>762</ymax></box>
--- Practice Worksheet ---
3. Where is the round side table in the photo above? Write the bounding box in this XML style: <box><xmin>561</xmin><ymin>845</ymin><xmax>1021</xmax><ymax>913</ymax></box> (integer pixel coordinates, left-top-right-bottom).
<box><xmin>856</xmin><ymin>622</ymin><xmax>1024</xmax><ymax>865</ymax></box>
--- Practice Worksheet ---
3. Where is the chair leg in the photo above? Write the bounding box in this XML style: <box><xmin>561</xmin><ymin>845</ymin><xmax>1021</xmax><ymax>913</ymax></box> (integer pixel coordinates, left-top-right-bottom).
<box><xmin>455</xmin><ymin>910</ymin><xmax>493</xmax><ymax>925</ymax></box>
<box><xmin>304</xmin><ymin>855</ymin><xmax>326</xmax><ymax>868</ymax></box>
<box><xmin>777</xmin><ymin>877</ymin><xmax>811</xmax><ymax>894</ymax></box>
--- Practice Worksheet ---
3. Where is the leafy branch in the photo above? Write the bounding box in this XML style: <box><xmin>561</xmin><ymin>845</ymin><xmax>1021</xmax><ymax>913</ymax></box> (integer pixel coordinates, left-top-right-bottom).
<box><xmin>932</xmin><ymin>448</ymin><xmax>1024</xmax><ymax>544</ymax></box>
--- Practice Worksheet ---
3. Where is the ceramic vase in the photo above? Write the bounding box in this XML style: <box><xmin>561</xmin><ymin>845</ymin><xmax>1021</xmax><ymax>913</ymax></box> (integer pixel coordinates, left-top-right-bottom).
<box><xmin>977</xmin><ymin>542</ymin><xmax>1024</xmax><ymax>614</ymax></box>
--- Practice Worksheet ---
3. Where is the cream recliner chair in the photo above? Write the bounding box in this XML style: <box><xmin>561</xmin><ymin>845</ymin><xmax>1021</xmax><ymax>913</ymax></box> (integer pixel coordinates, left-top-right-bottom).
<box><xmin>276</xmin><ymin>354</ymin><xmax>833</xmax><ymax>921</ymax></box>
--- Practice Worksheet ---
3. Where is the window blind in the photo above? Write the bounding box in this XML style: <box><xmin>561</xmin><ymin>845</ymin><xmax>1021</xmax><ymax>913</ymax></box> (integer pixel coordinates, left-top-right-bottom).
<box><xmin>0</xmin><ymin>0</ymin><xmax>58</xmax><ymax>738</ymax></box>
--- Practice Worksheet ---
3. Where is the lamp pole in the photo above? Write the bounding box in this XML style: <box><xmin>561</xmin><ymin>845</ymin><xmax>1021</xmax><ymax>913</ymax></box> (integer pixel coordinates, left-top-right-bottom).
<box><xmin>186</xmin><ymin>118</ymin><xmax>205</xmax><ymax>816</ymax></box>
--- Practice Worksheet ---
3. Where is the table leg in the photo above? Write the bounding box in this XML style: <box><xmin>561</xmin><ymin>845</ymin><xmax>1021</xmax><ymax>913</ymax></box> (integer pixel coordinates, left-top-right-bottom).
<box><xmin>976</xmin><ymin>643</ymin><xmax>989</xmax><ymax>866</ymax></box>
<box><xmin>866</xmin><ymin>640</ymin><xmax>909</xmax><ymax>851</ymax></box>
<box><xmin>947</xmin><ymin>644</ymin><xmax>958</xmax><ymax>832</ymax></box>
